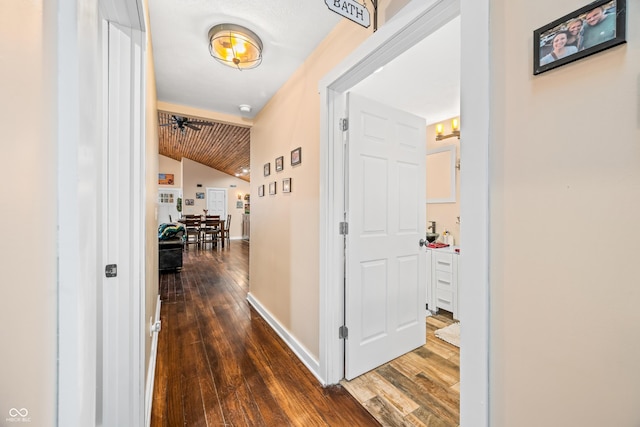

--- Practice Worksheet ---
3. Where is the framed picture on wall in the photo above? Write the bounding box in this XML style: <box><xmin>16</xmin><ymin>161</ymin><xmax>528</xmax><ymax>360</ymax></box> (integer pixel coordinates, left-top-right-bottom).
<box><xmin>291</xmin><ymin>147</ymin><xmax>302</xmax><ymax>166</ymax></box>
<box><xmin>258</xmin><ymin>184</ymin><xmax>265</xmax><ymax>197</ymax></box>
<box><xmin>275</xmin><ymin>156</ymin><xmax>284</xmax><ymax>172</ymax></box>
<box><xmin>269</xmin><ymin>181</ymin><xmax>277</xmax><ymax>195</ymax></box>
<box><xmin>282</xmin><ymin>178</ymin><xmax>291</xmax><ymax>193</ymax></box>
<box><xmin>195</xmin><ymin>192</ymin><xmax>205</xmax><ymax>199</ymax></box>
<box><xmin>533</xmin><ymin>0</ymin><xmax>626</xmax><ymax>75</ymax></box>
<box><xmin>264</xmin><ymin>162</ymin><xmax>271</xmax><ymax>177</ymax></box>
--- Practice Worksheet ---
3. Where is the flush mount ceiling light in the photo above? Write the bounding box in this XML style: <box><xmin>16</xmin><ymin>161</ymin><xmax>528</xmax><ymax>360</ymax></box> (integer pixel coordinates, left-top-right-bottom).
<box><xmin>208</xmin><ymin>24</ymin><xmax>263</xmax><ymax>70</ymax></box>
<box><xmin>238</xmin><ymin>104</ymin><xmax>252</xmax><ymax>113</ymax></box>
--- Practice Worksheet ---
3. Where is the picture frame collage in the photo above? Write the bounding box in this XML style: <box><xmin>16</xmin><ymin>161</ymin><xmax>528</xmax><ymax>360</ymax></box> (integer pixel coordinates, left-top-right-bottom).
<box><xmin>259</xmin><ymin>147</ymin><xmax>300</xmax><ymax>197</ymax></box>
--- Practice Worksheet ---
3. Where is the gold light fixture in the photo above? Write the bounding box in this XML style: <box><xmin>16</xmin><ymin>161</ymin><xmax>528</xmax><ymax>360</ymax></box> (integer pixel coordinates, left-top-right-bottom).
<box><xmin>208</xmin><ymin>24</ymin><xmax>263</xmax><ymax>70</ymax></box>
<box><xmin>435</xmin><ymin>118</ymin><xmax>460</xmax><ymax>141</ymax></box>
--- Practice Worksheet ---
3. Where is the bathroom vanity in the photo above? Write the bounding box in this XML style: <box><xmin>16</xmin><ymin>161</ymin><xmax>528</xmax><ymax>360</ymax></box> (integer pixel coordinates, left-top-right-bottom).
<box><xmin>426</xmin><ymin>246</ymin><xmax>460</xmax><ymax>320</ymax></box>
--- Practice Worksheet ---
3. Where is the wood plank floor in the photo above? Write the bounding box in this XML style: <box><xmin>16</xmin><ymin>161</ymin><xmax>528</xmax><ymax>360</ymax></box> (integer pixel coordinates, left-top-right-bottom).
<box><xmin>151</xmin><ymin>240</ymin><xmax>379</xmax><ymax>426</ymax></box>
<box><xmin>341</xmin><ymin>313</ymin><xmax>460</xmax><ymax>427</ymax></box>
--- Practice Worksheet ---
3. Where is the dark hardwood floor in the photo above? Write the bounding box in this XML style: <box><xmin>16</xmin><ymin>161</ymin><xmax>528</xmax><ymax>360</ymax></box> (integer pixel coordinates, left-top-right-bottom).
<box><xmin>151</xmin><ymin>240</ymin><xmax>379</xmax><ymax>426</ymax></box>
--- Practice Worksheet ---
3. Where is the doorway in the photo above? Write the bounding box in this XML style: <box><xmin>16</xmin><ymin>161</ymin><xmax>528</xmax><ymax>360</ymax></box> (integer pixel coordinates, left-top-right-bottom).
<box><xmin>319</xmin><ymin>0</ymin><xmax>490</xmax><ymax>424</ymax></box>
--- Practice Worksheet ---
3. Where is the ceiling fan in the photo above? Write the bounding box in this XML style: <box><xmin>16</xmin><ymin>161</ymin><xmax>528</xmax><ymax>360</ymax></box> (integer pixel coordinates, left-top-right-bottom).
<box><xmin>161</xmin><ymin>115</ymin><xmax>215</xmax><ymax>133</ymax></box>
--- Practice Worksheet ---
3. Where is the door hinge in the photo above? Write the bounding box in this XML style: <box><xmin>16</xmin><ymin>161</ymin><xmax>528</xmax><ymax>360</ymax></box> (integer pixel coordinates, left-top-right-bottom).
<box><xmin>339</xmin><ymin>325</ymin><xmax>349</xmax><ymax>339</ymax></box>
<box><xmin>339</xmin><ymin>118</ymin><xmax>349</xmax><ymax>131</ymax></box>
<box><xmin>339</xmin><ymin>222</ymin><xmax>349</xmax><ymax>235</ymax></box>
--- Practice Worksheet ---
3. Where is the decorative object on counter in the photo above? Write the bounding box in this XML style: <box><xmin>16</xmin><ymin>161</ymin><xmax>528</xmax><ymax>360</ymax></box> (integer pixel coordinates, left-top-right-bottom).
<box><xmin>533</xmin><ymin>0</ymin><xmax>626</xmax><ymax>75</ymax></box>
<box><xmin>427</xmin><ymin>242</ymin><xmax>449</xmax><ymax>248</ymax></box>
<box><xmin>442</xmin><ymin>230</ymin><xmax>454</xmax><ymax>246</ymax></box>
<box><xmin>275</xmin><ymin>156</ymin><xmax>284</xmax><ymax>172</ymax></box>
<box><xmin>435</xmin><ymin>322</ymin><xmax>460</xmax><ymax>348</ymax></box>
<box><xmin>263</xmin><ymin>162</ymin><xmax>271</xmax><ymax>177</ymax></box>
<box><xmin>291</xmin><ymin>147</ymin><xmax>302</xmax><ymax>166</ymax></box>
<box><xmin>269</xmin><ymin>181</ymin><xmax>276</xmax><ymax>195</ymax></box>
<box><xmin>282</xmin><ymin>178</ymin><xmax>291</xmax><ymax>193</ymax></box>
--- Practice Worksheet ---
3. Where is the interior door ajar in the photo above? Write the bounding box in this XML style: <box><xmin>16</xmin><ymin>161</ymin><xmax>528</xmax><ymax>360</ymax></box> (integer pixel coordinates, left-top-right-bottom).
<box><xmin>345</xmin><ymin>92</ymin><xmax>427</xmax><ymax>380</ymax></box>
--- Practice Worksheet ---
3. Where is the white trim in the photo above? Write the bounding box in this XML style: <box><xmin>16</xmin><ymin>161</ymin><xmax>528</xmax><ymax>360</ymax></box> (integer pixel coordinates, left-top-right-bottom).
<box><xmin>319</xmin><ymin>0</ymin><xmax>489</xmax><ymax>424</ymax></box>
<box><xmin>247</xmin><ymin>293</ymin><xmax>323</xmax><ymax>383</ymax></box>
<box><xmin>145</xmin><ymin>296</ymin><xmax>162</xmax><ymax>427</ymax></box>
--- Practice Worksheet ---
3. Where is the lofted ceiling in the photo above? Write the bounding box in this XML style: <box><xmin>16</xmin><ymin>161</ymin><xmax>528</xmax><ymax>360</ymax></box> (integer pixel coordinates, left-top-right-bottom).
<box><xmin>149</xmin><ymin>2</ymin><xmax>460</xmax><ymax>183</ymax></box>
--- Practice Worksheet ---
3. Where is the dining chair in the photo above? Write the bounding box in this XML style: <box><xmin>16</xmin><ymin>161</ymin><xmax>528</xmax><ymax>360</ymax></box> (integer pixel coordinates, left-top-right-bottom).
<box><xmin>184</xmin><ymin>216</ymin><xmax>201</xmax><ymax>249</ymax></box>
<box><xmin>200</xmin><ymin>215</ymin><xmax>220</xmax><ymax>249</ymax></box>
<box><xmin>219</xmin><ymin>214</ymin><xmax>231</xmax><ymax>247</ymax></box>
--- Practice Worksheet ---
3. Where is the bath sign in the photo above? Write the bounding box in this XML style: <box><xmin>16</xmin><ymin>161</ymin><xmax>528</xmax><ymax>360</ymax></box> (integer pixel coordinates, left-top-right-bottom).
<box><xmin>325</xmin><ymin>0</ymin><xmax>370</xmax><ymax>28</ymax></box>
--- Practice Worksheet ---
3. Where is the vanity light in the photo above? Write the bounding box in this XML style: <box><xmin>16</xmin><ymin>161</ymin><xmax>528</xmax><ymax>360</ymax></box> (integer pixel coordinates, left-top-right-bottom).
<box><xmin>435</xmin><ymin>118</ymin><xmax>461</xmax><ymax>141</ymax></box>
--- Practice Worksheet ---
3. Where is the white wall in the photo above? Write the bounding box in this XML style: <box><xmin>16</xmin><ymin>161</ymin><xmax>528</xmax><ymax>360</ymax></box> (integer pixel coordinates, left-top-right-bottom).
<box><xmin>489</xmin><ymin>0</ymin><xmax>640</xmax><ymax>425</ymax></box>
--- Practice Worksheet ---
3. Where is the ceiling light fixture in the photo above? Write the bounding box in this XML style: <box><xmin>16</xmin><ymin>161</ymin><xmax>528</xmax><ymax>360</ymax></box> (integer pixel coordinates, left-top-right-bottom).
<box><xmin>435</xmin><ymin>118</ymin><xmax>460</xmax><ymax>141</ymax></box>
<box><xmin>238</xmin><ymin>104</ymin><xmax>252</xmax><ymax>113</ymax></box>
<box><xmin>208</xmin><ymin>24</ymin><xmax>263</xmax><ymax>70</ymax></box>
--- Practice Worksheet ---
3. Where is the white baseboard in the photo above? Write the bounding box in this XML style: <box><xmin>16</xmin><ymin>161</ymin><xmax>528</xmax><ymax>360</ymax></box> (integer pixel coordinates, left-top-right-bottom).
<box><xmin>246</xmin><ymin>293</ymin><xmax>322</xmax><ymax>383</ymax></box>
<box><xmin>145</xmin><ymin>296</ymin><xmax>162</xmax><ymax>427</ymax></box>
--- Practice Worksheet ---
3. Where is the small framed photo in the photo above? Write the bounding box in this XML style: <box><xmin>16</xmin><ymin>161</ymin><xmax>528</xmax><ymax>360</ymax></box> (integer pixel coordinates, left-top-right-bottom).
<box><xmin>282</xmin><ymin>178</ymin><xmax>291</xmax><ymax>193</ymax></box>
<box><xmin>263</xmin><ymin>162</ymin><xmax>271</xmax><ymax>177</ymax></box>
<box><xmin>291</xmin><ymin>147</ymin><xmax>302</xmax><ymax>166</ymax></box>
<box><xmin>195</xmin><ymin>192</ymin><xmax>205</xmax><ymax>199</ymax></box>
<box><xmin>236</xmin><ymin>200</ymin><xmax>243</xmax><ymax>208</ymax></box>
<box><xmin>269</xmin><ymin>181</ymin><xmax>277</xmax><ymax>195</ymax></box>
<box><xmin>185</xmin><ymin>198</ymin><xmax>194</xmax><ymax>206</ymax></box>
<box><xmin>275</xmin><ymin>156</ymin><xmax>284</xmax><ymax>172</ymax></box>
<box><xmin>533</xmin><ymin>0</ymin><xmax>626</xmax><ymax>75</ymax></box>
<box><xmin>258</xmin><ymin>185</ymin><xmax>265</xmax><ymax>197</ymax></box>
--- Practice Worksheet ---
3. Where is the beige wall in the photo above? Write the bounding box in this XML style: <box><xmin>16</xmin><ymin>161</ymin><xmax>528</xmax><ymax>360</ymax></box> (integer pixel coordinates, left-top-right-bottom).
<box><xmin>426</xmin><ymin>117</ymin><xmax>461</xmax><ymax>244</ymax></box>
<box><xmin>0</xmin><ymin>0</ymin><xmax>57</xmax><ymax>424</ymax></box>
<box><xmin>159</xmin><ymin>154</ymin><xmax>182</xmax><ymax>188</ymax></box>
<box><xmin>489</xmin><ymin>0</ymin><xmax>640</xmax><ymax>425</ymax></box>
<box><xmin>181</xmin><ymin>157</ymin><xmax>250</xmax><ymax>239</ymax></box>
<box><xmin>249</xmin><ymin>19</ymin><xmax>371</xmax><ymax>358</ymax></box>
<box><xmin>144</xmin><ymin>0</ymin><xmax>160</xmax><ymax>386</ymax></box>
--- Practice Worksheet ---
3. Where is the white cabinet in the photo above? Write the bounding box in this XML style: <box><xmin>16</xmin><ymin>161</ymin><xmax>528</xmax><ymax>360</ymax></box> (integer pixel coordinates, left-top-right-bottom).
<box><xmin>426</xmin><ymin>247</ymin><xmax>459</xmax><ymax>320</ymax></box>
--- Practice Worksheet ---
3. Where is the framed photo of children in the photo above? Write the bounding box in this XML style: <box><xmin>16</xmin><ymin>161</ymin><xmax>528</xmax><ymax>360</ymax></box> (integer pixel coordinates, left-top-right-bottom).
<box><xmin>533</xmin><ymin>0</ymin><xmax>626</xmax><ymax>75</ymax></box>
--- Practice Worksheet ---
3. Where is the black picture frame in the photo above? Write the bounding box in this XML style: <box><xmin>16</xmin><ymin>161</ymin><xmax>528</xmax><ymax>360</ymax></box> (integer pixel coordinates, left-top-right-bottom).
<box><xmin>275</xmin><ymin>156</ymin><xmax>284</xmax><ymax>172</ymax></box>
<box><xmin>282</xmin><ymin>178</ymin><xmax>291</xmax><ymax>193</ymax></box>
<box><xmin>263</xmin><ymin>162</ymin><xmax>271</xmax><ymax>177</ymax></box>
<box><xmin>269</xmin><ymin>181</ymin><xmax>277</xmax><ymax>195</ymax></box>
<box><xmin>291</xmin><ymin>147</ymin><xmax>302</xmax><ymax>166</ymax></box>
<box><xmin>533</xmin><ymin>0</ymin><xmax>625</xmax><ymax>75</ymax></box>
<box><xmin>258</xmin><ymin>184</ymin><xmax>265</xmax><ymax>197</ymax></box>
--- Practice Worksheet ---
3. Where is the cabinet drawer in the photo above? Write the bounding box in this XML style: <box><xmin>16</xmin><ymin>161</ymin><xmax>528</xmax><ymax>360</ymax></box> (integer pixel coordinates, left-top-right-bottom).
<box><xmin>435</xmin><ymin>271</ymin><xmax>453</xmax><ymax>291</ymax></box>
<box><xmin>434</xmin><ymin>252</ymin><xmax>454</xmax><ymax>273</ymax></box>
<box><xmin>436</xmin><ymin>289</ymin><xmax>454</xmax><ymax>311</ymax></box>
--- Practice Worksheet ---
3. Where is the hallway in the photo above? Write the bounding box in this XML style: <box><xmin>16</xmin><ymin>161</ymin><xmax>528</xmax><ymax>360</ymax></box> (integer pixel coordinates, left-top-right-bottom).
<box><xmin>151</xmin><ymin>241</ymin><xmax>378</xmax><ymax>426</ymax></box>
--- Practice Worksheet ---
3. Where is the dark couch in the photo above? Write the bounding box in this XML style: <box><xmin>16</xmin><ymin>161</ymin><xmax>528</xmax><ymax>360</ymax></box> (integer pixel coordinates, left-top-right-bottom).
<box><xmin>158</xmin><ymin>223</ymin><xmax>185</xmax><ymax>272</ymax></box>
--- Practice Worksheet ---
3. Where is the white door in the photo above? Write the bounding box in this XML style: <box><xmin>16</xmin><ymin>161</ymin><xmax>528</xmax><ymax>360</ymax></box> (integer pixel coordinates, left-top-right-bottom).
<box><xmin>101</xmin><ymin>21</ymin><xmax>145</xmax><ymax>426</ymax></box>
<box><xmin>206</xmin><ymin>188</ymin><xmax>227</xmax><ymax>218</ymax></box>
<box><xmin>345</xmin><ymin>92</ymin><xmax>427</xmax><ymax>379</ymax></box>
<box><xmin>158</xmin><ymin>188</ymin><xmax>181</xmax><ymax>224</ymax></box>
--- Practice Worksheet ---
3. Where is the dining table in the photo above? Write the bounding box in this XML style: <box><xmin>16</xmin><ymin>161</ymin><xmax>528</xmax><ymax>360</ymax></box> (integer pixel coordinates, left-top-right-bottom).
<box><xmin>176</xmin><ymin>216</ymin><xmax>226</xmax><ymax>248</ymax></box>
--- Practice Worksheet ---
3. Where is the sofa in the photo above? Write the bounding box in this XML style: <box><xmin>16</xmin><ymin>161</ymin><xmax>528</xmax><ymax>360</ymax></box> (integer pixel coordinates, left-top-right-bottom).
<box><xmin>158</xmin><ymin>223</ymin><xmax>185</xmax><ymax>272</ymax></box>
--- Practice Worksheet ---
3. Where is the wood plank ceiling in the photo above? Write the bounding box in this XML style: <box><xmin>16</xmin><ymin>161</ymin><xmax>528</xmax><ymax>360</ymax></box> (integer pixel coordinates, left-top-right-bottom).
<box><xmin>158</xmin><ymin>111</ymin><xmax>251</xmax><ymax>182</ymax></box>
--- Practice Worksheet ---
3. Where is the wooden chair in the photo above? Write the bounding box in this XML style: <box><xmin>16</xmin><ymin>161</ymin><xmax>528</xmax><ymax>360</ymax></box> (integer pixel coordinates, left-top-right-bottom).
<box><xmin>219</xmin><ymin>214</ymin><xmax>231</xmax><ymax>247</ymax></box>
<box><xmin>184</xmin><ymin>216</ymin><xmax>201</xmax><ymax>249</ymax></box>
<box><xmin>200</xmin><ymin>215</ymin><xmax>221</xmax><ymax>249</ymax></box>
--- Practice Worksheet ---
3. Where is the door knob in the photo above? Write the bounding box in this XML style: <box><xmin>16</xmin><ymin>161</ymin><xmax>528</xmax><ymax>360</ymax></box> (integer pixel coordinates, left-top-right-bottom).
<box><xmin>419</xmin><ymin>238</ymin><xmax>426</xmax><ymax>247</ymax></box>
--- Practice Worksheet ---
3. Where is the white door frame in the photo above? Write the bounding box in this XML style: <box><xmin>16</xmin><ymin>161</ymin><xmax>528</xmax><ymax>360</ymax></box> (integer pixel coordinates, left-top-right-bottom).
<box><xmin>318</xmin><ymin>0</ymin><xmax>489</xmax><ymax>425</ymax></box>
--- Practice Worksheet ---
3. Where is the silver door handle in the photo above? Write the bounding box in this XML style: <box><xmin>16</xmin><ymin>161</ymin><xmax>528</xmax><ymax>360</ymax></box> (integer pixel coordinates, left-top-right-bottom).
<box><xmin>419</xmin><ymin>239</ymin><xmax>426</xmax><ymax>247</ymax></box>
